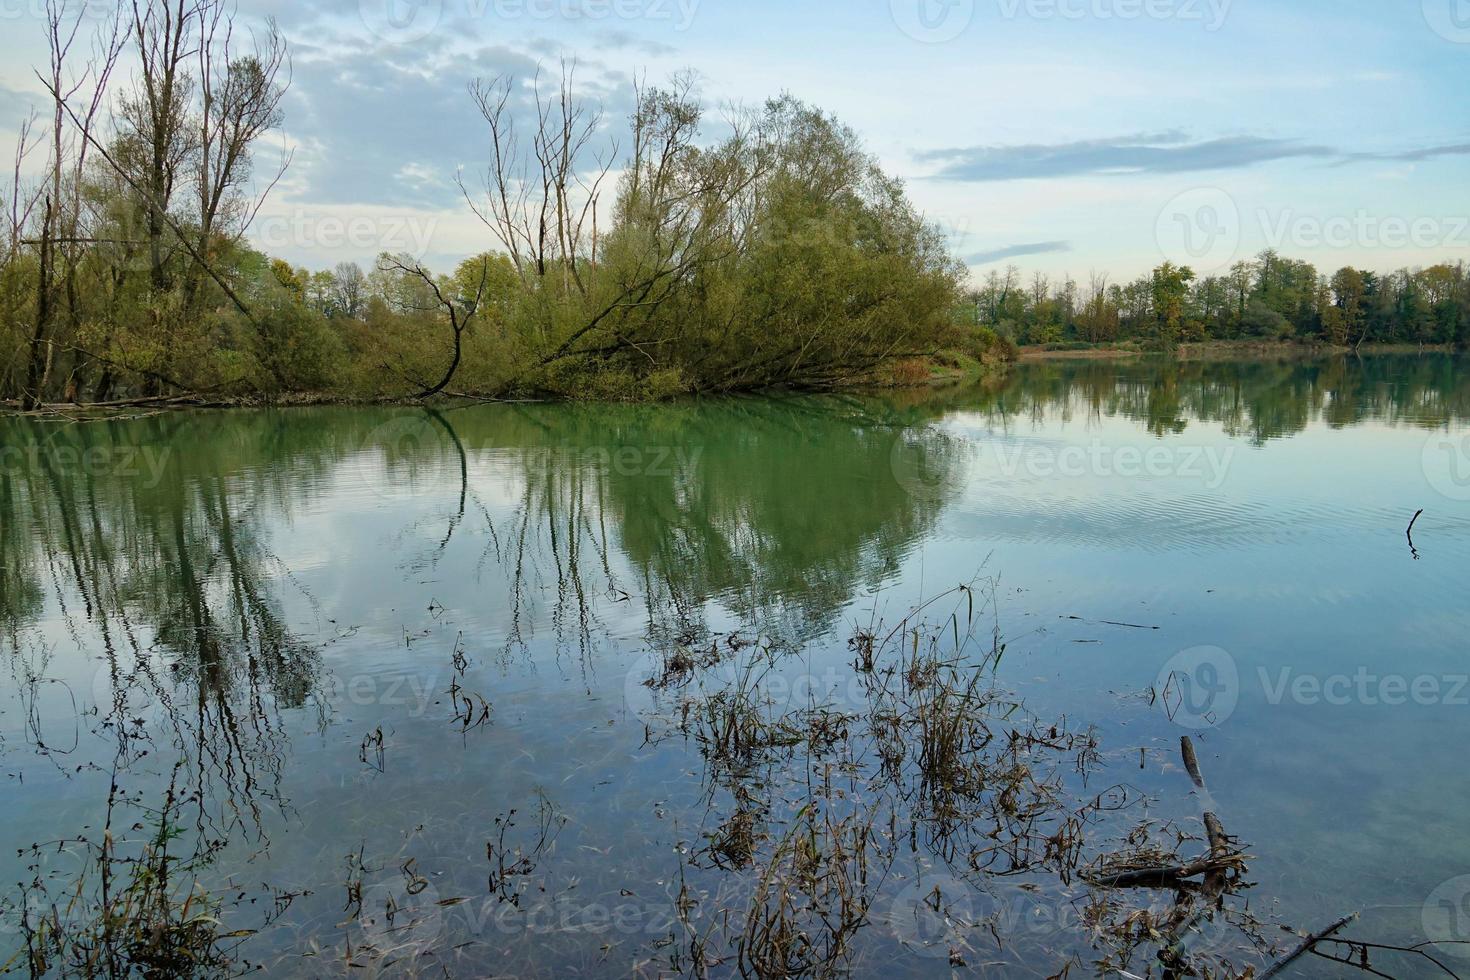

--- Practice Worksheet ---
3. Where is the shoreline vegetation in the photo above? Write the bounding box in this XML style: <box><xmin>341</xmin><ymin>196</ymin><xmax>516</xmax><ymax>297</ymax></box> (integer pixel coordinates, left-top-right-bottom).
<box><xmin>1</xmin><ymin>340</ymin><xmax>1456</xmax><ymax>415</ymax></box>
<box><xmin>1018</xmin><ymin>339</ymin><xmax>1463</xmax><ymax>361</ymax></box>
<box><xmin>3</xmin><ymin>3</ymin><xmax>1466</xmax><ymax>414</ymax></box>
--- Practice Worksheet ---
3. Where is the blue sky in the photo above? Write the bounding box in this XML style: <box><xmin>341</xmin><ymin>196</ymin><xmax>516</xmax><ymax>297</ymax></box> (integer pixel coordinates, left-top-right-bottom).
<box><xmin>0</xmin><ymin>0</ymin><xmax>1466</xmax><ymax>281</ymax></box>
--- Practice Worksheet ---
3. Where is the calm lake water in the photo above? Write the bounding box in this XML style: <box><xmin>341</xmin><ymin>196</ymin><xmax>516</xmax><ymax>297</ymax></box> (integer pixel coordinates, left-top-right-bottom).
<box><xmin>3</xmin><ymin>354</ymin><xmax>1470</xmax><ymax>978</ymax></box>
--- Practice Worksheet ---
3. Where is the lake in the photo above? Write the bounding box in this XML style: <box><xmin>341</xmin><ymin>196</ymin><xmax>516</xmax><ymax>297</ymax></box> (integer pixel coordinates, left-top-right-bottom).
<box><xmin>3</xmin><ymin>353</ymin><xmax>1470</xmax><ymax>978</ymax></box>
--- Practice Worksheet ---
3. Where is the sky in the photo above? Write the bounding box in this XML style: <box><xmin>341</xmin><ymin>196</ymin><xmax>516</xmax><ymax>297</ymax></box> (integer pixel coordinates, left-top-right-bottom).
<box><xmin>0</xmin><ymin>0</ymin><xmax>1467</xmax><ymax>283</ymax></box>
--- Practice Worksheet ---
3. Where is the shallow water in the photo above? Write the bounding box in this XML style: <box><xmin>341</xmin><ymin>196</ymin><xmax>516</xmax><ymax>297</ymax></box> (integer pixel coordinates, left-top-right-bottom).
<box><xmin>3</xmin><ymin>354</ymin><xmax>1470</xmax><ymax>977</ymax></box>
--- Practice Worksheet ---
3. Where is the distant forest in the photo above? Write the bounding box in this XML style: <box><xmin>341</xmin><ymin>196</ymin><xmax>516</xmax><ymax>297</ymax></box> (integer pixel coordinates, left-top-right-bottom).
<box><xmin>970</xmin><ymin>253</ymin><xmax>1470</xmax><ymax>349</ymax></box>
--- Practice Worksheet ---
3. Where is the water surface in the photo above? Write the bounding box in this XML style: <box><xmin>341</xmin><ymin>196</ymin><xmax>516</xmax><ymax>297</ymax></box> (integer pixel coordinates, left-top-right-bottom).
<box><xmin>3</xmin><ymin>354</ymin><xmax>1469</xmax><ymax>977</ymax></box>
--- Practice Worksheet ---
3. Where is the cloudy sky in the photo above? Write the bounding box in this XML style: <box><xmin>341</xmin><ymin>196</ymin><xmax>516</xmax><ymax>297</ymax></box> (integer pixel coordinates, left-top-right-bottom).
<box><xmin>1</xmin><ymin>0</ymin><xmax>1467</xmax><ymax>281</ymax></box>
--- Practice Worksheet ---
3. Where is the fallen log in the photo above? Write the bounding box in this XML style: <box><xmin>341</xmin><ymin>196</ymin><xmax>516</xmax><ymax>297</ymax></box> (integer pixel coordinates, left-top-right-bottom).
<box><xmin>1084</xmin><ymin>855</ymin><xmax>1227</xmax><ymax>889</ymax></box>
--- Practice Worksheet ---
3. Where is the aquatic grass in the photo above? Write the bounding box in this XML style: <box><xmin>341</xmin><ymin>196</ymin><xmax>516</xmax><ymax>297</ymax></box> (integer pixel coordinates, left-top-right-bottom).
<box><xmin>12</xmin><ymin>767</ymin><xmax>239</xmax><ymax>980</ymax></box>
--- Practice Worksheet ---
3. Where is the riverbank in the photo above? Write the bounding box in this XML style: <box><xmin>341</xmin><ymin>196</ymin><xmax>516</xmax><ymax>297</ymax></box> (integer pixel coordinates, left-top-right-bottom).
<box><xmin>0</xmin><ymin>350</ymin><xmax>1014</xmax><ymax>415</ymax></box>
<box><xmin>4</xmin><ymin>342</ymin><xmax>1457</xmax><ymax>417</ymax></box>
<box><xmin>1019</xmin><ymin>339</ymin><xmax>1459</xmax><ymax>362</ymax></box>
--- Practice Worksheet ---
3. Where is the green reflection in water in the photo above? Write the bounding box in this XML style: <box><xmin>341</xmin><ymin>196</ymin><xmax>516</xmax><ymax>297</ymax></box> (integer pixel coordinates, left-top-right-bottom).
<box><xmin>2</xmin><ymin>353</ymin><xmax>1469</xmax><ymax>977</ymax></box>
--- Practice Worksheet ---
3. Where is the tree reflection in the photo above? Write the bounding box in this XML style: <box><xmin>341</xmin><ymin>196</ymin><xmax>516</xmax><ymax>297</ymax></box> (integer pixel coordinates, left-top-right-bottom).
<box><xmin>3</xmin><ymin>353</ymin><xmax>1468</xmax><ymax>975</ymax></box>
<box><xmin>952</xmin><ymin>353</ymin><xmax>1470</xmax><ymax>444</ymax></box>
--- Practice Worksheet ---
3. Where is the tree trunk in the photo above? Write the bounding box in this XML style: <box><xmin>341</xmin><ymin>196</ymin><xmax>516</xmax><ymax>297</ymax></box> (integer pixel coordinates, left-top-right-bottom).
<box><xmin>21</xmin><ymin>197</ymin><xmax>56</xmax><ymax>410</ymax></box>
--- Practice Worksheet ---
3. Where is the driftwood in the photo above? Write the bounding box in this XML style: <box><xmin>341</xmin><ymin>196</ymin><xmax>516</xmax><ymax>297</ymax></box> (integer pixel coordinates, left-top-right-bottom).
<box><xmin>1085</xmin><ymin>855</ymin><xmax>1228</xmax><ymax>890</ymax></box>
<box><xmin>1181</xmin><ymin>735</ymin><xmax>1205</xmax><ymax>789</ymax></box>
<box><xmin>1258</xmin><ymin>913</ymin><xmax>1359</xmax><ymax>979</ymax></box>
<box><xmin>1085</xmin><ymin>737</ymin><xmax>1240</xmax><ymax>894</ymax></box>
<box><xmin>2</xmin><ymin>394</ymin><xmax>223</xmax><ymax>418</ymax></box>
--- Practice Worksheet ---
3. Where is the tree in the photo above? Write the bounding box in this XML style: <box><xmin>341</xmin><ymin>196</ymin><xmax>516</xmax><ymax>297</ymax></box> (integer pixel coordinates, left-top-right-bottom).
<box><xmin>1329</xmin><ymin>267</ymin><xmax>1367</xmax><ymax>348</ymax></box>
<box><xmin>329</xmin><ymin>261</ymin><xmax>367</xmax><ymax>319</ymax></box>
<box><xmin>1150</xmin><ymin>262</ymin><xmax>1196</xmax><ymax>348</ymax></box>
<box><xmin>377</xmin><ymin>254</ymin><xmax>491</xmax><ymax>398</ymax></box>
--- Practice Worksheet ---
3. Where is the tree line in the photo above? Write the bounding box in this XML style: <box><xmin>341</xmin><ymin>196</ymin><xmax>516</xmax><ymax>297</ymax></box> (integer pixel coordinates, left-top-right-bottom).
<box><xmin>972</xmin><ymin>252</ymin><xmax>1470</xmax><ymax>350</ymax></box>
<box><xmin>0</xmin><ymin>4</ymin><xmax>973</xmax><ymax>408</ymax></box>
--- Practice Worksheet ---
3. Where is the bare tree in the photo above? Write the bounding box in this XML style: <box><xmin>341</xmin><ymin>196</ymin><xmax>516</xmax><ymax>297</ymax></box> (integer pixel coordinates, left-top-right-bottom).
<box><xmin>21</xmin><ymin>0</ymin><xmax>123</xmax><ymax>409</ymax></box>
<box><xmin>121</xmin><ymin>0</ymin><xmax>202</xmax><ymax>295</ymax></box>
<box><xmin>379</xmin><ymin>255</ymin><xmax>490</xmax><ymax>399</ymax></box>
<box><xmin>330</xmin><ymin>261</ymin><xmax>366</xmax><ymax>319</ymax></box>
<box><xmin>0</xmin><ymin>114</ymin><xmax>43</xmax><ymax>401</ymax></box>
<box><xmin>191</xmin><ymin>3</ymin><xmax>290</xmax><ymax>304</ymax></box>
<box><xmin>461</xmin><ymin>62</ymin><xmax>615</xmax><ymax>292</ymax></box>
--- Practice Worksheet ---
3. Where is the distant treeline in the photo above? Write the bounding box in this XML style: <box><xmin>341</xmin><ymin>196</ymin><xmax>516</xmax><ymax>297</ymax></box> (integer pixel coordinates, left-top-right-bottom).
<box><xmin>971</xmin><ymin>253</ymin><xmax>1470</xmax><ymax>350</ymax></box>
<box><xmin>0</xmin><ymin>2</ymin><xmax>984</xmax><ymax>408</ymax></box>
